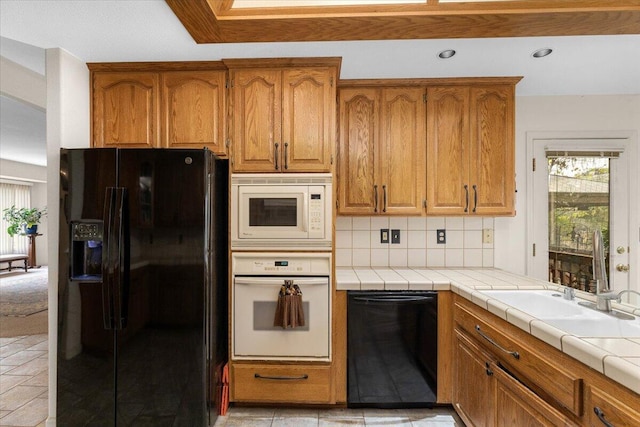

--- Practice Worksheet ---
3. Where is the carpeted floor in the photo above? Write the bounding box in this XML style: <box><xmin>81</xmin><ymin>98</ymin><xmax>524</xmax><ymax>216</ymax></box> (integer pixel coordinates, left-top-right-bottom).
<box><xmin>0</xmin><ymin>268</ymin><xmax>49</xmax><ymax>338</ymax></box>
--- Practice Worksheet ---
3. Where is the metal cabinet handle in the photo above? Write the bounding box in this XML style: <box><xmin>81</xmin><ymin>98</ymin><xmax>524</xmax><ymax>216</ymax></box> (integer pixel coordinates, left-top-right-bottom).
<box><xmin>254</xmin><ymin>373</ymin><xmax>309</xmax><ymax>381</ymax></box>
<box><xmin>274</xmin><ymin>142</ymin><xmax>279</xmax><ymax>170</ymax></box>
<box><xmin>485</xmin><ymin>362</ymin><xmax>493</xmax><ymax>376</ymax></box>
<box><xmin>382</xmin><ymin>185</ymin><xmax>387</xmax><ymax>213</ymax></box>
<box><xmin>594</xmin><ymin>407</ymin><xmax>615</xmax><ymax>427</ymax></box>
<box><xmin>472</xmin><ymin>184</ymin><xmax>478</xmax><ymax>213</ymax></box>
<box><xmin>373</xmin><ymin>185</ymin><xmax>378</xmax><ymax>213</ymax></box>
<box><xmin>475</xmin><ymin>325</ymin><xmax>520</xmax><ymax>360</ymax></box>
<box><xmin>464</xmin><ymin>184</ymin><xmax>469</xmax><ymax>213</ymax></box>
<box><xmin>284</xmin><ymin>142</ymin><xmax>289</xmax><ymax>170</ymax></box>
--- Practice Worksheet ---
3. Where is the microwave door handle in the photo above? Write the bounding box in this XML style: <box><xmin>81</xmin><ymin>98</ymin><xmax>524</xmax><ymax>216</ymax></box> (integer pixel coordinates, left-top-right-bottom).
<box><xmin>301</xmin><ymin>194</ymin><xmax>308</xmax><ymax>232</ymax></box>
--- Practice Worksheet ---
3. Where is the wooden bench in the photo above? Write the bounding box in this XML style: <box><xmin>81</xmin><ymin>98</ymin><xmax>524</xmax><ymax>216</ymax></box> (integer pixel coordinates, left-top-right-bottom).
<box><xmin>0</xmin><ymin>254</ymin><xmax>29</xmax><ymax>272</ymax></box>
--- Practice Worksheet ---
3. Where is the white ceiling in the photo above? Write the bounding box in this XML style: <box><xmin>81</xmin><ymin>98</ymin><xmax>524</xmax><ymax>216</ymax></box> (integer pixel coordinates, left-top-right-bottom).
<box><xmin>1</xmin><ymin>0</ymin><xmax>639</xmax><ymax>166</ymax></box>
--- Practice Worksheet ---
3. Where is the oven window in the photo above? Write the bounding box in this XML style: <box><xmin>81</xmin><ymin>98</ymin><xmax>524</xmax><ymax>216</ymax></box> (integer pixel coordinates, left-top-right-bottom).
<box><xmin>253</xmin><ymin>301</ymin><xmax>310</xmax><ymax>331</ymax></box>
<box><xmin>249</xmin><ymin>198</ymin><xmax>297</xmax><ymax>227</ymax></box>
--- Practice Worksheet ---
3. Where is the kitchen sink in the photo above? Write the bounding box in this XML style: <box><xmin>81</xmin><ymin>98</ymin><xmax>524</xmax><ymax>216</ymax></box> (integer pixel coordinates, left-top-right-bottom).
<box><xmin>542</xmin><ymin>317</ymin><xmax>640</xmax><ymax>338</ymax></box>
<box><xmin>481</xmin><ymin>290</ymin><xmax>585</xmax><ymax>318</ymax></box>
<box><xmin>480</xmin><ymin>289</ymin><xmax>640</xmax><ymax>338</ymax></box>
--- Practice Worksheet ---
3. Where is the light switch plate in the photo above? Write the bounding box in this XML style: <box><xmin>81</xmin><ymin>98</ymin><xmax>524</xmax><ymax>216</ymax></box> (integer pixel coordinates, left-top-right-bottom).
<box><xmin>380</xmin><ymin>229</ymin><xmax>389</xmax><ymax>244</ymax></box>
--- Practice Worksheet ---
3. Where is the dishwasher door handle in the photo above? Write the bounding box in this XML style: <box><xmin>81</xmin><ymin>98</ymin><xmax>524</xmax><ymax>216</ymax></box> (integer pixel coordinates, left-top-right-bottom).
<box><xmin>352</xmin><ymin>295</ymin><xmax>435</xmax><ymax>304</ymax></box>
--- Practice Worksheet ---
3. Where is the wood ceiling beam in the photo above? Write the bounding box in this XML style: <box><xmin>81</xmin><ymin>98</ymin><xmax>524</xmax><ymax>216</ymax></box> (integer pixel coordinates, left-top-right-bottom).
<box><xmin>165</xmin><ymin>1</ymin><xmax>640</xmax><ymax>44</ymax></box>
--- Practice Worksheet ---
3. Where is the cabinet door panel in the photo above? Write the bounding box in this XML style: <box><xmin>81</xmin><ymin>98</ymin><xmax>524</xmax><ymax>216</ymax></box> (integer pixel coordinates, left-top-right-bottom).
<box><xmin>426</xmin><ymin>87</ymin><xmax>469</xmax><ymax>215</ymax></box>
<box><xmin>162</xmin><ymin>71</ymin><xmax>226</xmax><ymax>155</ymax></box>
<box><xmin>282</xmin><ymin>68</ymin><xmax>334</xmax><ymax>172</ymax></box>
<box><xmin>231</xmin><ymin>69</ymin><xmax>281</xmax><ymax>172</ymax></box>
<box><xmin>93</xmin><ymin>72</ymin><xmax>159</xmax><ymax>148</ymax></box>
<box><xmin>338</xmin><ymin>88</ymin><xmax>378</xmax><ymax>215</ymax></box>
<box><xmin>454</xmin><ymin>331</ymin><xmax>494</xmax><ymax>427</ymax></box>
<box><xmin>379</xmin><ymin>88</ymin><xmax>426</xmax><ymax>215</ymax></box>
<box><xmin>469</xmin><ymin>86</ymin><xmax>515</xmax><ymax>215</ymax></box>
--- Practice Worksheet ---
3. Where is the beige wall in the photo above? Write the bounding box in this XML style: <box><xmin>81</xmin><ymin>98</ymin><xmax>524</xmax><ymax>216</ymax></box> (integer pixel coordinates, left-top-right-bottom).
<box><xmin>45</xmin><ymin>47</ymin><xmax>90</xmax><ymax>427</ymax></box>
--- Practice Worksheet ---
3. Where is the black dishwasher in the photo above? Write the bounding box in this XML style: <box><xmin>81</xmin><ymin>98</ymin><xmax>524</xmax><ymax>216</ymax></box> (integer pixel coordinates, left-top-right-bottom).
<box><xmin>347</xmin><ymin>291</ymin><xmax>438</xmax><ymax>408</ymax></box>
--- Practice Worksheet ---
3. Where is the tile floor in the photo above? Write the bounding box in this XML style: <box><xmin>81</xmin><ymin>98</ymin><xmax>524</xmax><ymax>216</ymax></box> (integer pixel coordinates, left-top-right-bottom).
<box><xmin>0</xmin><ymin>335</ymin><xmax>465</xmax><ymax>427</ymax></box>
<box><xmin>0</xmin><ymin>334</ymin><xmax>48</xmax><ymax>427</ymax></box>
<box><xmin>214</xmin><ymin>406</ymin><xmax>465</xmax><ymax>426</ymax></box>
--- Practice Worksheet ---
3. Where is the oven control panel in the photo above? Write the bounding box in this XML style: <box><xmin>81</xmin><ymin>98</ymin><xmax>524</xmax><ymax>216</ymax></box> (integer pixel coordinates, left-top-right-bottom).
<box><xmin>232</xmin><ymin>252</ymin><xmax>331</xmax><ymax>276</ymax></box>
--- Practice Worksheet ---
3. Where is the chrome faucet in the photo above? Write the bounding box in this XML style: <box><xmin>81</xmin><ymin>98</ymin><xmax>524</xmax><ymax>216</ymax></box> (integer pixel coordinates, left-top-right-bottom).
<box><xmin>611</xmin><ymin>289</ymin><xmax>640</xmax><ymax>304</ymax></box>
<box><xmin>592</xmin><ymin>229</ymin><xmax>612</xmax><ymax>311</ymax></box>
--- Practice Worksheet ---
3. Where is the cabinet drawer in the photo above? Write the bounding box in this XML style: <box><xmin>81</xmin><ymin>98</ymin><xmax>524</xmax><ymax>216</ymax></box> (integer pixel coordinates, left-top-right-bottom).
<box><xmin>454</xmin><ymin>299</ymin><xmax>583</xmax><ymax>417</ymax></box>
<box><xmin>494</xmin><ymin>363</ymin><xmax>577</xmax><ymax>426</ymax></box>
<box><xmin>231</xmin><ymin>363</ymin><xmax>332</xmax><ymax>404</ymax></box>
<box><xmin>586</xmin><ymin>385</ymin><xmax>640</xmax><ymax>427</ymax></box>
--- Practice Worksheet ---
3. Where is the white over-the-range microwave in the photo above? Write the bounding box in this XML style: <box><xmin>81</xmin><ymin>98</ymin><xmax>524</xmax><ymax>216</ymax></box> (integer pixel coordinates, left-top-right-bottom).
<box><xmin>231</xmin><ymin>173</ymin><xmax>333</xmax><ymax>250</ymax></box>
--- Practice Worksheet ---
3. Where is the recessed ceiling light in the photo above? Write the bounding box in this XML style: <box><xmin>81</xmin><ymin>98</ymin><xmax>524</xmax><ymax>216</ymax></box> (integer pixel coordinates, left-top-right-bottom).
<box><xmin>532</xmin><ymin>48</ymin><xmax>553</xmax><ymax>58</ymax></box>
<box><xmin>438</xmin><ymin>49</ymin><xmax>456</xmax><ymax>59</ymax></box>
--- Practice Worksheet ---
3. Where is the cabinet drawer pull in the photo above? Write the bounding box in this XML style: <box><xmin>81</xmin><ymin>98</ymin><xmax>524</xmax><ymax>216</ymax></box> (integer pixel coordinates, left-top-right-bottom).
<box><xmin>373</xmin><ymin>185</ymin><xmax>378</xmax><ymax>213</ymax></box>
<box><xmin>475</xmin><ymin>325</ymin><xmax>520</xmax><ymax>360</ymax></box>
<box><xmin>274</xmin><ymin>142</ymin><xmax>280</xmax><ymax>170</ymax></box>
<box><xmin>594</xmin><ymin>407</ymin><xmax>615</xmax><ymax>427</ymax></box>
<box><xmin>464</xmin><ymin>184</ymin><xmax>469</xmax><ymax>212</ymax></box>
<box><xmin>254</xmin><ymin>373</ymin><xmax>309</xmax><ymax>381</ymax></box>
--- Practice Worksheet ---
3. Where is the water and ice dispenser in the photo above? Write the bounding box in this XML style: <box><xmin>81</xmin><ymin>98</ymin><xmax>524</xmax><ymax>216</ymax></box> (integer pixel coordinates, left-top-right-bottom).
<box><xmin>70</xmin><ymin>221</ymin><xmax>103</xmax><ymax>281</ymax></box>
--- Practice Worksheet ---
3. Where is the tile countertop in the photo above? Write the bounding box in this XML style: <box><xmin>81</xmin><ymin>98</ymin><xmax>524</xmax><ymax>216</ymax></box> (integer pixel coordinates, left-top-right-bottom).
<box><xmin>336</xmin><ymin>266</ymin><xmax>640</xmax><ymax>395</ymax></box>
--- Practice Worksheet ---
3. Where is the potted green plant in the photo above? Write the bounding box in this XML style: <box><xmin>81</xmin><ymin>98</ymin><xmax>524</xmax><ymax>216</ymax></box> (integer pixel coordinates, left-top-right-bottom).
<box><xmin>2</xmin><ymin>205</ymin><xmax>47</xmax><ymax>237</ymax></box>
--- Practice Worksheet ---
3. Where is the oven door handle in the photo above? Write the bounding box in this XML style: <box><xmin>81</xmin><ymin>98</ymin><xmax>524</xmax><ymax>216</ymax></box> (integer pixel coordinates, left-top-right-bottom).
<box><xmin>352</xmin><ymin>295</ymin><xmax>435</xmax><ymax>304</ymax></box>
<box><xmin>235</xmin><ymin>277</ymin><xmax>328</xmax><ymax>286</ymax></box>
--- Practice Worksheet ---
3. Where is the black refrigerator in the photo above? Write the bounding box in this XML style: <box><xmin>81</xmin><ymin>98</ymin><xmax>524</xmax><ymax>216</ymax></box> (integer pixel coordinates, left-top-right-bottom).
<box><xmin>57</xmin><ymin>148</ymin><xmax>228</xmax><ymax>426</ymax></box>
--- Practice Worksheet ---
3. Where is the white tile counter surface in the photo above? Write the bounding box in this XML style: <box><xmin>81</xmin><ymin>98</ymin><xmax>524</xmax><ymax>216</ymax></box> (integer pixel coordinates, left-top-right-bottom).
<box><xmin>336</xmin><ymin>266</ymin><xmax>640</xmax><ymax>395</ymax></box>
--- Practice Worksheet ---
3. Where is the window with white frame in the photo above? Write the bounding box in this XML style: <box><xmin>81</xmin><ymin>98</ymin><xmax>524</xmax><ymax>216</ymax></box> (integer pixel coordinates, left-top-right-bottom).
<box><xmin>0</xmin><ymin>181</ymin><xmax>31</xmax><ymax>255</ymax></box>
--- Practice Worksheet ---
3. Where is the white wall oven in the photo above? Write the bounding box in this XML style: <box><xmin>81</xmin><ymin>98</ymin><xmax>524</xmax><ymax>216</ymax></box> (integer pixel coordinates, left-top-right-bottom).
<box><xmin>231</xmin><ymin>173</ymin><xmax>332</xmax><ymax>250</ymax></box>
<box><xmin>232</xmin><ymin>252</ymin><xmax>331</xmax><ymax>361</ymax></box>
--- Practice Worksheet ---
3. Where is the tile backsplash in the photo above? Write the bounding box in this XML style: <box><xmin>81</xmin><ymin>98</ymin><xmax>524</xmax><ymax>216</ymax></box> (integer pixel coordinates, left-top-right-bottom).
<box><xmin>335</xmin><ymin>216</ymin><xmax>494</xmax><ymax>268</ymax></box>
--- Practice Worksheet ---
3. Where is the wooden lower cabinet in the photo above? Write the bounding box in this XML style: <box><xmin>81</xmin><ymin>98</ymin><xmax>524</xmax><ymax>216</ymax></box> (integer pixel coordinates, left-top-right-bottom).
<box><xmin>454</xmin><ymin>330</ymin><xmax>495</xmax><ymax>427</ymax></box>
<box><xmin>452</xmin><ymin>295</ymin><xmax>640</xmax><ymax>427</ymax></box>
<box><xmin>454</xmin><ymin>329</ymin><xmax>575</xmax><ymax>427</ymax></box>
<box><xmin>230</xmin><ymin>363</ymin><xmax>332</xmax><ymax>404</ymax></box>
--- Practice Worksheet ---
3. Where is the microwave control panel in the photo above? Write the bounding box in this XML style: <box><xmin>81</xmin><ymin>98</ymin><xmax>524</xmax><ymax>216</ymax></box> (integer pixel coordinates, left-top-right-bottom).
<box><xmin>308</xmin><ymin>185</ymin><xmax>325</xmax><ymax>238</ymax></box>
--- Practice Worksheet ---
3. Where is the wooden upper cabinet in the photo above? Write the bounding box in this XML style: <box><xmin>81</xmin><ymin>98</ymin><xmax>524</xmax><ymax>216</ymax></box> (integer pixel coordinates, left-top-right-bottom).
<box><xmin>338</xmin><ymin>86</ymin><xmax>426</xmax><ymax>215</ymax></box>
<box><xmin>338</xmin><ymin>88</ymin><xmax>378</xmax><ymax>214</ymax></box>
<box><xmin>282</xmin><ymin>68</ymin><xmax>335</xmax><ymax>172</ymax></box>
<box><xmin>161</xmin><ymin>70</ymin><xmax>227</xmax><ymax>155</ymax></box>
<box><xmin>92</xmin><ymin>72</ymin><xmax>160</xmax><ymax>148</ymax></box>
<box><xmin>229</xmin><ymin>69</ymin><xmax>281</xmax><ymax>172</ymax></box>
<box><xmin>426</xmin><ymin>86</ymin><xmax>469</xmax><ymax>216</ymax></box>
<box><xmin>379</xmin><ymin>88</ymin><xmax>426</xmax><ymax>215</ymax></box>
<box><xmin>229</xmin><ymin>64</ymin><xmax>336</xmax><ymax>173</ymax></box>
<box><xmin>426</xmin><ymin>83</ymin><xmax>516</xmax><ymax>216</ymax></box>
<box><xmin>469</xmin><ymin>85</ymin><xmax>515</xmax><ymax>216</ymax></box>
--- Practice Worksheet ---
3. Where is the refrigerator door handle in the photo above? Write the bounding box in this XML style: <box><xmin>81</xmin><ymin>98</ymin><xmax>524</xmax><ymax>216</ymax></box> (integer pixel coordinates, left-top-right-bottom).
<box><xmin>102</xmin><ymin>188</ymin><xmax>116</xmax><ymax>330</ymax></box>
<box><xmin>102</xmin><ymin>187</ymin><xmax>129</xmax><ymax>330</ymax></box>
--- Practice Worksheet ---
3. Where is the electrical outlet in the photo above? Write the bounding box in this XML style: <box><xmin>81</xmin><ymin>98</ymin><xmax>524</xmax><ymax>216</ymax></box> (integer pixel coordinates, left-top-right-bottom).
<box><xmin>437</xmin><ymin>229</ymin><xmax>446</xmax><ymax>244</ymax></box>
<box><xmin>482</xmin><ymin>229</ymin><xmax>494</xmax><ymax>244</ymax></box>
<box><xmin>380</xmin><ymin>229</ymin><xmax>389</xmax><ymax>244</ymax></box>
<box><xmin>391</xmin><ymin>229</ymin><xmax>400</xmax><ymax>244</ymax></box>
